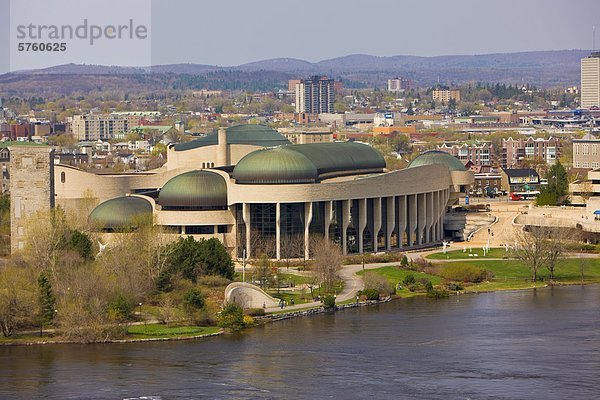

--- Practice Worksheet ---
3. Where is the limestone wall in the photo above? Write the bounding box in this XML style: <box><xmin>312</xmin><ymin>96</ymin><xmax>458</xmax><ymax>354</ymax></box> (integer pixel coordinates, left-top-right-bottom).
<box><xmin>9</xmin><ymin>146</ymin><xmax>54</xmax><ymax>253</ymax></box>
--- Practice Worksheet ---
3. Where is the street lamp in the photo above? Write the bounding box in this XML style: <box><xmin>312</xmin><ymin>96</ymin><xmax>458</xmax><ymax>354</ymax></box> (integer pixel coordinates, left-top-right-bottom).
<box><xmin>356</xmin><ymin>295</ymin><xmax>359</xmax><ymax>305</ymax></box>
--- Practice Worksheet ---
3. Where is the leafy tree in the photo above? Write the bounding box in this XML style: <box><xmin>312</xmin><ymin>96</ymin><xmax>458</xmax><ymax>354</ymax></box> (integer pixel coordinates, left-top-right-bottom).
<box><xmin>68</xmin><ymin>230</ymin><xmax>93</xmax><ymax>260</ymax></box>
<box><xmin>160</xmin><ymin>237</ymin><xmax>234</xmax><ymax>290</ymax></box>
<box><xmin>38</xmin><ymin>273</ymin><xmax>56</xmax><ymax>332</ymax></box>
<box><xmin>183</xmin><ymin>288</ymin><xmax>206</xmax><ymax>312</ymax></box>
<box><xmin>537</xmin><ymin>161</ymin><xmax>569</xmax><ymax>206</ymax></box>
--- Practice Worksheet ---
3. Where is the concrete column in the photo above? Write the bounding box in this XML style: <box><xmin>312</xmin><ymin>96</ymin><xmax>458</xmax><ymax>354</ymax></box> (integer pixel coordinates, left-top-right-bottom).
<box><xmin>434</xmin><ymin>192</ymin><xmax>439</xmax><ymax>241</ymax></box>
<box><xmin>182</xmin><ymin>225</ymin><xmax>186</xmax><ymax>235</ymax></box>
<box><xmin>386</xmin><ymin>196</ymin><xmax>395</xmax><ymax>251</ymax></box>
<box><xmin>426</xmin><ymin>192</ymin><xmax>434</xmax><ymax>243</ymax></box>
<box><xmin>416</xmin><ymin>193</ymin><xmax>426</xmax><ymax>245</ymax></box>
<box><xmin>324</xmin><ymin>201</ymin><xmax>333</xmax><ymax>242</ymax></box>
<box><xmin>242</xmin><ymin>202</ymin><xmax>251</xmax><ymax>258</ymax></box>
<box><xmin>276</xmin><ymin>203</ymin><xmax>281</xmax><ymax>260</ymax></box>
<box><xmin>397</xmin><ymin>196</ymin><xmax>406</xmax><ymax>249</ymax></box>
<box><xmin>373</xmin><ymin>198</ymin><xmax>382</xmax><ymax>253</ymax></box>
<box><xmin>304</xmin><ymin>202</ymin><xmax>313</xmax><ymax>260</ymax></box>
<box><xmin>342</xmin><ymin>199</ymin><xmax>351</xmax><ymax>255</ymax></box>
<box><xmin>437</xmin><ymin>190</ymin><xmax>444</xmax><ymax>240</ymax></box>
<box><xmin>216</xmin><ymin>127</ymin><xmax>229</xmax><ymax>166</ymax></box>
<box><xmin>407</xmin><ymin>195</ymin><xmax>417</xmax><ymax>247</ymax></box>
<box><xmin>358</xmin><ymin>198</ymin><xmax>367</xmax><ymax>253</ymax></box>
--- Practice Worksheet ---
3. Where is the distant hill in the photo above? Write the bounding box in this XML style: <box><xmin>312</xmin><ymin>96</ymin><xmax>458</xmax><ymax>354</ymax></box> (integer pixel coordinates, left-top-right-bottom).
<box><xmin>0</xmin><ymin>50</ymin><xmax>590</xmax><ymax>96</ymax></box>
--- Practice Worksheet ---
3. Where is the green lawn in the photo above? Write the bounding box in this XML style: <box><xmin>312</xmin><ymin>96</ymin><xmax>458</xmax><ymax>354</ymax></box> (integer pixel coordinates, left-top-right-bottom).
<box><xmin>272</xmin><ymin>291</ymin><xmax>311</xmax><ymax>305</ymax></box>
<box><xmin>126</xmin><ymin>324</ymin><xmax>221</xmax><ymax>339</ymax></box>
<box><xmin>431</xmin><ymin>257</ymin><xmax>600</xmax><ymax>292</ymax></box>
<box><xmin>276</xmin><ymin>273</ymin><xmax>314</xmax><ymax>285</ymax></box>
<box><xmin>358</xmin><ymin>266</ymin><xmax>442</xmax><ymax>298</ymax></box>
<box><xmin>426</xmin><ymin>248</ymin><xmax>509</xmax><ymax>260</ymax></box>
<box><xmin>362</xmin><ymin>257</ymin><xmax>600</xmax><ymax>295</ymax></box>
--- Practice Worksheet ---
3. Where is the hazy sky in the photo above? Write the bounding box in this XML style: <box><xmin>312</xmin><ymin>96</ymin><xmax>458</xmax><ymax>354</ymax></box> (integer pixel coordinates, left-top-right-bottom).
<box><xmin>1</xmin><ymin>0</ymin><xmax>600</xmax><ymax>72</ymax></box>
<box><xmin>150</xmin><ymin>0</ymin><xmax>600</xmax><ymax>65</ymax></box>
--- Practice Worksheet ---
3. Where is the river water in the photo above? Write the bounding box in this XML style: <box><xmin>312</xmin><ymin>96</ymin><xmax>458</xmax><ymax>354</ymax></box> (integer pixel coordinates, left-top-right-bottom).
<box><xmin>1</xmin><ymin>285</ymin><xmax>600</xmax><ymax>399</ymax></box>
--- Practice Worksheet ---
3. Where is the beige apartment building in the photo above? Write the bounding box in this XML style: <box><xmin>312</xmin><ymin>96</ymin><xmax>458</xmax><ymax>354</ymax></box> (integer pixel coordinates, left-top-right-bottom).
<box><xmin>573</xmin><ymin>133</ymin><xmax>600</xmax><ymax>169</ymax></box>
<box><xmin>581</xmin><ymin>52</ymin><xmax>600</xmax><ymax>109</ymax></box>
<box><xmin>277</xmin><ymin>127</ymin><xmax>333</xmax><ymax>144</ymax></box>
<box><xmin>69</xmin><ymin>112</ymin><xmax>160</xmax><ymax>141</ymax></box>
<box><xmin>432</xmin><ymin>89</ymin><xmax>461</xmax><ymax>103</ymax></box>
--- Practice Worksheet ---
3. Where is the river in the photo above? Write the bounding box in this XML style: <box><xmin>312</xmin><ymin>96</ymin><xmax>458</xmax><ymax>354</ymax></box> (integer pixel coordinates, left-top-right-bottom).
<box><xmin>1</xmin><ymin>285</ymin><xmax>600</xmax><ymax>399</ymax></box>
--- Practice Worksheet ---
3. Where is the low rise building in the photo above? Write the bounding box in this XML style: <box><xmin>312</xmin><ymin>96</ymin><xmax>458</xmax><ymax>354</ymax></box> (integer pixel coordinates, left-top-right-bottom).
<box><xmin>501</xmin><ymin>168</ymin><xmax>541</xmax><ymax>197</ymax></box>
<box><xmin>502</xmin><ymin>137</ymin><xmax>559</xmax><ymax>168</ymax></box>
<box><xmin>573</xmin><ymin>133</ymin><xmax>600</xmax><ymax>169</ymax></box>
<box><xmin>437</xmin><ymin>142</ymin><xmax>493</xmax><ymax>167</ymax></box>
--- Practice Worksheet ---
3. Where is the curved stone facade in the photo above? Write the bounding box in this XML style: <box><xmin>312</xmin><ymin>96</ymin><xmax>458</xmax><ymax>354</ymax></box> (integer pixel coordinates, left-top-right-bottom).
<box><xmin>50</xmin><ymin>126</ymin><xmax>473</xmax><ymax>259</ymax></box>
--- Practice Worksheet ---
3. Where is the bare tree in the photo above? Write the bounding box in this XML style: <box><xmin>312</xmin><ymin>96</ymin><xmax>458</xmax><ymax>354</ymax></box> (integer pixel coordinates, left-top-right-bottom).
<box><xmin>253</xmin><ymin>254</ymin><xmax>274</xmax><ymax>289</ymax></box>
<box><xmin>0</xmin><ymin>265</ymin><xmax>36</xmax><ymax>337</ymax></box>
<box><xmin>312</xmin><ymin>237</ymin><xmax>342</xmax><ymax>293</ymax></box>
<box><xmin>543</xmin><ymin>229</ymin><xmax>569</xmax><ymax>281</ymax></box>
<box><xmin>512</xmin><ymin>227</ymin><xmax>547</xmax><ymax>282</ymax></box>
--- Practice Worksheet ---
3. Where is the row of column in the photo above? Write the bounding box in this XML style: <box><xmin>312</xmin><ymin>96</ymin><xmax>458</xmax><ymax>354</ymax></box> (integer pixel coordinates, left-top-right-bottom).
<box><xmin>241</xmin><ymin>189</ymin><xmax>449</xmax><ymax>260</ymax></box>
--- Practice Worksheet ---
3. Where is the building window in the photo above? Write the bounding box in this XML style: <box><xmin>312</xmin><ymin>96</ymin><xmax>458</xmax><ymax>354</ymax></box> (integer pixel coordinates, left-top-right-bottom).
<box><xmin>60</xmin><ymin>171</ymin><xmax>66</xmax><ymax>183</ymax></box>
<box><xmin>217</xmin><ymin>225</ymin><xmax>228</xmax><ymax>233</ymax></box>
<box><xmin>186</xmin><ymin>225</ymin><xmax>214</xmax><ymax>235</ymax></box>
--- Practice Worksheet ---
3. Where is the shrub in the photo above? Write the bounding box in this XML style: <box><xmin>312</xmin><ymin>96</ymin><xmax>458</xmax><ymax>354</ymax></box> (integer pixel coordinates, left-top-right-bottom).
<box><xmin>361</xmin><ymin>288</ymin><xmax>380</xmax><ymax>301</ymax></box>
<box><xmin>447</xmin><ymin>282</ymin><xmax>464</xmax><ymax>291</ymax></box>
<box><xmin>424</xmin><ymin>280</ymin><xmax>433</xmax><ymax>292</ymax></box>
<box><xmin>245</xmin><ymin>308</ymin><xmax>266</xmax><ymax>317</ymax></box>
<box><xmin>242</xmin><ymin>315</ymin><xmax>254</xmax><ymax>326</ymax></box>
<box><xmin>427</xmin><ymin>288</ymin><xmax>450</xmax><ymax>298</ymax></box>
<box><xmin>402</xmin><ymin>274</ymin><xmax>416</xmax><ymax>285</ymax></box>
<box><xmin>400</xmin><ymin>254</ymin><xmax>409</xmax><ymax>268</ymax></box>
<box><xmin>363</xmin><ymin>271</ymin><xmax>394</xmax><ymax>295</ymax></box>
<box><xmin>412</xmin><ymin>257</ymin><xmax>432</xmax><ymax>272</ymax></box>
<box><xmin>107</xmin><ymin>295</ymin><xmax>133</xmax><ymax>322</ymax></box>
<box><xmin>441</xmin><ymin>264</ymin><xmax>488</xmax><ymax>283</ymax></box>
<box><xmin>217</xmin><ymin>303</ymin><xmax>245</xmax><ymax>331</ymax></box>
<box><xmin>198</xmin><ymin>275</ymin><xmax>231</xmax><ymax>287</ymax></box>
<box><xmin>321</xmin><ymin>294</ymin><xmax>336</xmax><ymax>309</ymax></box>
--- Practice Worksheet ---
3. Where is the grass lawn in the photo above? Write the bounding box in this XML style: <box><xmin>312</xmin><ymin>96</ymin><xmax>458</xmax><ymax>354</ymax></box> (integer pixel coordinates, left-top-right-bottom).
<box><xmin>272</xmin><ymin>291</ymin><xmax>311</xmax><ymax>305</ymax></box>
<box><xmin>426</xmin><ymin>247</ymin><xmax>509</xmax><ymax>260</ymax></box>
<box><xmin>358</xmin><ymin>266</ymin><xmax>443</xmax><ymax>298</ymax></box>
<box><xmin>126</xmin><ymin>324</ymin><xmax>221</xmax><ymax>339</ymax></box>
<box><xmin>432</xmin><ymin>257</ymin><xmax>600</xmax><ymax>292</ymax></box>
<box><xmin>362</xmin><ymin>257</ymin><xmax>600</xmax><ymax>295</ymax></box>
<box><xmin>276</xmin><ymin>273</ymin><xmax>314</xmax><ymax>285</ymax></box>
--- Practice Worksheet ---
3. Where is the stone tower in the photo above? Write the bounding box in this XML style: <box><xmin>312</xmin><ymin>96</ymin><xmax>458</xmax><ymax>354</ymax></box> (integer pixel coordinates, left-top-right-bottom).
<box><xmin>9</xmin><ymin>145</ymin><xmax>54</xmax><ymax>253</ymax></box>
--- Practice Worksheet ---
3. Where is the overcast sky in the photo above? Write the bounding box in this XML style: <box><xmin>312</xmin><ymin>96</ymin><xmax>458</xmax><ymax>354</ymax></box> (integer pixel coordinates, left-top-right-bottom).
<box><xmin>1</xmin><ymin>0</ymin><xmax>600</xmax><ymax>72</ymax></box>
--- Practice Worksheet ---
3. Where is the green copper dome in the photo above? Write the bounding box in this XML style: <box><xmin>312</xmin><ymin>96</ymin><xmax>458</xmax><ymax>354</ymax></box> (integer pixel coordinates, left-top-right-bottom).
<box><xmin>232</xmin><ymin>142</ymin><xmax>385</xmax><ymax>184</ymax></box>
<box><xmin>232</xmin><ymin>147</ymin><xmax>318</xmax><ymax>184</ymax></box>
<box><xmin>89</xmin><ymin>196</ymin><xmax>153</xmax><ymax>230</ymax></box>
<box><xmin>158</xmin><ymin>170</ymin><xmax>228</xmax><ymax>209</ymax></box>
<box><xmin>407</xmin><ymin>150</ymin><xmax>467</xmax><ymax>172</ymax></box>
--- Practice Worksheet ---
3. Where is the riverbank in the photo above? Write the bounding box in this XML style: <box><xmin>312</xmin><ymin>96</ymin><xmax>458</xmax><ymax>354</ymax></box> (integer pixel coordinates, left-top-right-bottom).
<box><xmin>0</xmin><ymin>325</ymin><xmax>223</xmax><ymax>346</ymax></box>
